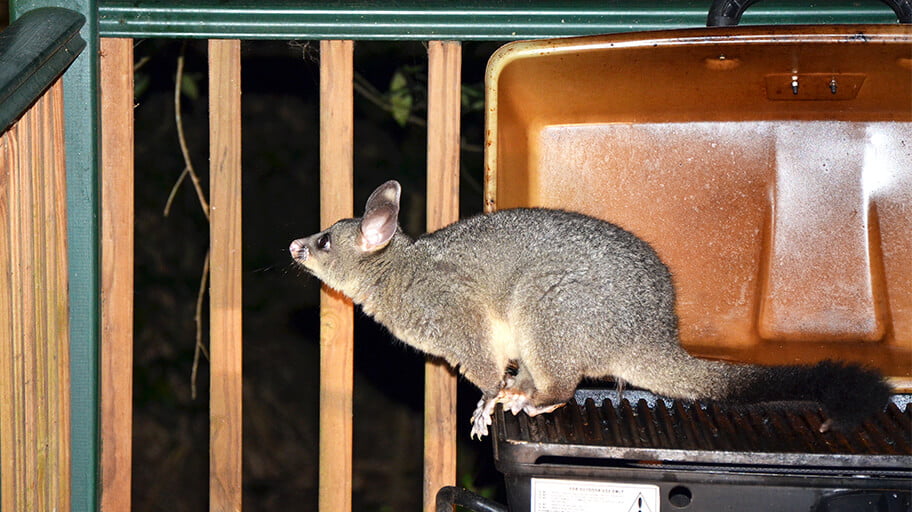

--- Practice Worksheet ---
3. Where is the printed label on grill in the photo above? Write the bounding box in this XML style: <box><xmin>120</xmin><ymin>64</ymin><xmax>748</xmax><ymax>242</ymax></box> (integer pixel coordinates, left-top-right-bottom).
<box><xmin>531</xmin><ymin>478</ymin><xmax>660</xmax><ymax>512</ymax></box>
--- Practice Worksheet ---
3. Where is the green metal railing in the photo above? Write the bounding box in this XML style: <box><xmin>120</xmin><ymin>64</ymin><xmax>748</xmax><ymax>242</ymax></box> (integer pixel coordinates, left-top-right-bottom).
<box><xmin>95</xmin><ymin>0</ymin><xmax>901</xmax><ymax>39</ymax></box>
<box><xmin>5</xmin><ymin>2</ymin><xmax>905</xmax><ymax>511</ymax></box>
<box><xmin>98</xmin><ymin>0</ymin><xmax>896</xmax><ymax>41</ymax></box>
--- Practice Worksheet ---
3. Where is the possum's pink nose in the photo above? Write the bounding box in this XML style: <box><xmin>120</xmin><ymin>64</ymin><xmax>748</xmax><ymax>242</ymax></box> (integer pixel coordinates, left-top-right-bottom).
<box><xmin>289</xmin><ymin>239</ymin><xmax>309</xmax><ymax>261</ymax></box>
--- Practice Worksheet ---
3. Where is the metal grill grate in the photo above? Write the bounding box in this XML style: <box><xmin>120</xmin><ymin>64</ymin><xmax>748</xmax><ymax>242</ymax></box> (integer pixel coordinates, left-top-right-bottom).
<box><xmin>496</xmin><ymin>390</ymin><xmax>912</xmax><ymax>469</ymax></box>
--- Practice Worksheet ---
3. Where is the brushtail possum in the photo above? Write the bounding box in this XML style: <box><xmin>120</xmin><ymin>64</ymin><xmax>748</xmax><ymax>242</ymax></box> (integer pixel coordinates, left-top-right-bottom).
<box><xmin>290</xmin><ymin>180</ymin><xmax>891</xmax><ymax>439</ymax></box>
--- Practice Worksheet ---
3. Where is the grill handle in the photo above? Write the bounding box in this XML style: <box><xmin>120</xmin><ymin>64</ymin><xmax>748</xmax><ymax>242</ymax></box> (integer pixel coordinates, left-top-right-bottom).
<box><xmin>435</xmin><ymin>486</ymin><xmax>507</xmax><ymax>512</ymax></box>
<box><xmin>707</xmin><ymin>0</ymin><xmax>912</xmax><ymax>26</ymax></box>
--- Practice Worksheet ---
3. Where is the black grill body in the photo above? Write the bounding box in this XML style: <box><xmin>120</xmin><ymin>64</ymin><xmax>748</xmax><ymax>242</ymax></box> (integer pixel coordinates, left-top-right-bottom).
<box><xmin>494</xmin><ymin>389</ymin><xmax>911</xmax><ymax>512</ymax></box>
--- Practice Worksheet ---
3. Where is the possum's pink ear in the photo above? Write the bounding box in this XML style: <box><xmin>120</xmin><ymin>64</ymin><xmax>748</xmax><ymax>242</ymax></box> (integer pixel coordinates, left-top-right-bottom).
<box><xmin>359</xmin><ymin>180</ymin><xmax>401</xmax><ymax>252</ymax></box>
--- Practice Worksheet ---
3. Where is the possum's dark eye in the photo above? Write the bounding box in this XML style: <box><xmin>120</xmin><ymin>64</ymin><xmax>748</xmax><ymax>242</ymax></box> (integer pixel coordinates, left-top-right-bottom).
<box><xmin>316</xmin><ymin>233</ymin><xmax>331</xmax><ymax>251</ymax></box>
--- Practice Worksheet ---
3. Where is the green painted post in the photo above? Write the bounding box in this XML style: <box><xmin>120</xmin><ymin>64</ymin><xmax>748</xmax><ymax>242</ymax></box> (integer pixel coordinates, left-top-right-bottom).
<box><xmin>9</xmin><ymin>2</ymin><xmax>99</xmax><ymax>511</ymax></box>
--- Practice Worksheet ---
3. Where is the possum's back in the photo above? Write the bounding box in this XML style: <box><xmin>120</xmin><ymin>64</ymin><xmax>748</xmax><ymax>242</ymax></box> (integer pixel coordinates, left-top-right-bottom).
<box><xmin>415</xmin><ymin>208</ymin><xmax>678</xmax><ymax>319</ymax></box>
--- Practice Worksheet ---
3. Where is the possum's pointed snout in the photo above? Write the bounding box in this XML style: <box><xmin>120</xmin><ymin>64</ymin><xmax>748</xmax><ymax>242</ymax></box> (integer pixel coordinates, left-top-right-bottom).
<box><xmin>289</xmin><ymin>239</ymin><xmax>309</xmax><ymax>262</ymax></box>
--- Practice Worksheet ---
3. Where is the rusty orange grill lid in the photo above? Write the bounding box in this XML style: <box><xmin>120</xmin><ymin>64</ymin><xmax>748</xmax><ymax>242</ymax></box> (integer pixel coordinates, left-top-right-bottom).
<box><xmin>484</xmin><ymin>25</ymin><xmax>912</xmax><ymax>386</ymax></box>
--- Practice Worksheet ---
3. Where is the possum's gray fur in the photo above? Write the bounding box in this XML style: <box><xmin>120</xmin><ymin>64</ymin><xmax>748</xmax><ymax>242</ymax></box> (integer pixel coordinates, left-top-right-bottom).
<box><xmin>290</xmin><ymin>180</ymin><xmax>891</xmax><ymax>438</ymax></box>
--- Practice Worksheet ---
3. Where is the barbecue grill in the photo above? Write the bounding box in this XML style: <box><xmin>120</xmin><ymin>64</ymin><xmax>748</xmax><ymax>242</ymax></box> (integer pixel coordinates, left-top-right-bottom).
<box><xmin>494</xmin><ymin>389</ymin><xmax>911</xmax><ymax>512</ymax></box>
<box><xmin>436</xmin><ymin>2</ymin><xmax>912</xmax><ymax>510</ymax></box>
<box><xmin>438</xmin><ymin>390</ymin><xmax>911</xmax><ymax>512</ymax></box>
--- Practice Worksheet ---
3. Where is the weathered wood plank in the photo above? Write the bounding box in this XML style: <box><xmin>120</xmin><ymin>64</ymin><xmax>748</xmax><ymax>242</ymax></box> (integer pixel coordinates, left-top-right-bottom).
<box><xmin>209</xmin><ymin>38</ymin><xmax>244</xmax><ymax>512</ymax></box>
<box><xmin>0</xmin><ymin>119</ymin><xmax>13</xmax><ymax>512</ymax></box>
<box><xmin>46</xmin><ymin>80</ymin><xmax>71</xmax><ymax>512</ymax></box>
<box><xmin>5</xmin><ymin>100</ymin><xmax>38</xmax><ymax>512</ymax></box>
<box><xmin>318</xmin><ymin>39</ymin><xmax>355</xmax><ymax>512</ymax></box>
<box><xmin>100</xmin><ymin>37</ymin><xmax>135</xmax><ymax>512</ymax></box>
<box><xmin>424</xmin><ymin>40</ymin><xmax>461</xmax><ymax>512</ymax></box>
<box><xmin>0</xmin><ymin>79</ymin><xmax>71</xmax><ymax>512</ymax></box>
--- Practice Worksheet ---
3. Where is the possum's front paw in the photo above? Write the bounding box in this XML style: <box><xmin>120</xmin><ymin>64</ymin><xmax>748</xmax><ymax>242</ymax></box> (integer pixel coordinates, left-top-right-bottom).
<box><xmin>469</xmin><ymin>387</ymin><xmax>527</xmax><ymax>439</ymax></box>
<box><xmin>470</xmin><ymin>371</ymin><xmax>556</xmax><ymax>439</ymax></box>
<box><xmin>469</xmin><ymin>374</ymin><xmax>519</xmax><ymax>439</ymax></box>
<box><xmin>470</xmin><ymin>397</ymin><xmax>497</xmax><ymax>440</ymax></box>
<box><xmin>470</xmin><ymin>388</ymin><xmax>542</xmax><ymax>439</ymax></box>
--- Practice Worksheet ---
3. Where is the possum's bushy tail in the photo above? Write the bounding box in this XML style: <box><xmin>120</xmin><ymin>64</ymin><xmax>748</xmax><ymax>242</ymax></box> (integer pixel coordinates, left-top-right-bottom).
<box><xmin>631</xmin><ymin>355</ymin><xmax>892</xmax><ymax>432</ymax></box>
<box><xmin>721</xmin><ymin>360</ymin><xmax>892</xmax><ymax>431</ymax></box>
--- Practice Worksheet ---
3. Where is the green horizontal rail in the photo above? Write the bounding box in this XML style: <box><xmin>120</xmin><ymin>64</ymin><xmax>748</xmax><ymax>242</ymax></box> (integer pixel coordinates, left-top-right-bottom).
<box><xmin>98</xmin><ymin>0</ymin><xmax>902</xmax><ymax>40</ymax></box>
<box><xmin>0</xmin><ymin>7</ymin><xmax>85</xmax><ymax>133</ymax></box>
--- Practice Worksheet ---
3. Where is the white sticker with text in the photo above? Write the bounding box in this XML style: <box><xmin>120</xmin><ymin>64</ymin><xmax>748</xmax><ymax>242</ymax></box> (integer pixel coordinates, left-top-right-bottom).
<box><xmin>531</xmin><ymin>478</ymin><xmax>660</xmax><ymax>512</ymax></box>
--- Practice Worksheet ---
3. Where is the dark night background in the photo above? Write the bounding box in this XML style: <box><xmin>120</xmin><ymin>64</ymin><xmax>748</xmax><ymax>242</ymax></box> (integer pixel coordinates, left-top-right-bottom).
<box><xmin>129</xmin><ymin>38</ymin><xmax>504</xmax><ymax>511</ymax></box>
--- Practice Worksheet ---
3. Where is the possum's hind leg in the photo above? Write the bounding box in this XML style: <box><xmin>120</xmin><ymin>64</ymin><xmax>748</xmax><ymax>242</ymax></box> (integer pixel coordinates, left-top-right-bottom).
<box><xmin>497</xmin><ymin>362</ymin><xmax>569</xmax><ymax>416</ymax></box>
<box><xmin>468</xmin><ymin>359</ymin><xmax>560</xmax><ymax>438</ymax></box>
<box><xmin>507</xmin><ymin>281</ymin><xmax>597</xmax><ymax>416</ymax></box>
<box><xmin>488</xmin><ymin>349</ymin><xmax>576</xmax><ymax>418</ymax></box>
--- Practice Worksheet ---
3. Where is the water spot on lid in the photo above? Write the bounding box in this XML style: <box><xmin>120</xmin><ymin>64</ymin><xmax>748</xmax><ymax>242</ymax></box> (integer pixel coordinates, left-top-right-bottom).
<box><xmin>704</xmin><ymin>55</ymin><xmax>741</xmax><ymax>71</ymax></box>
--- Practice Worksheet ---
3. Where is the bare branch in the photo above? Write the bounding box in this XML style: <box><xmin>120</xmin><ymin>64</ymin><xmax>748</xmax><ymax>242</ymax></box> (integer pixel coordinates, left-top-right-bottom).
<box><xmin>165</xmin><ymin>41</ymin><xmax>210</xmax><ymax>220</ymax></box>
<box><xmin>191</xmin><ymin>250</ymin><xmax>211</xmax><ymax>400</ymax></box>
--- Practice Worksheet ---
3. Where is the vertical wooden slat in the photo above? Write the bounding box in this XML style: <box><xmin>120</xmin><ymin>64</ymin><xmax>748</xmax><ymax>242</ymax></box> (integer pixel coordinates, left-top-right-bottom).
<box><xmin>0</xmin><ymin>79</ymin><xmax>71</xmax><ymax>512</ymax></box>
<box><xmin>318</xmin><ymin>39</ymin><xmax>355</xmax><ymax>512</ymax></box>
<box><xmin>8</xmin><ymin>96</ymin><xmax>39</xmax><ymax>512</ymax></box>
<box><xmin>100</xmin><ymin>37</ymin><xmax>135</xmax><ymax>512</ymax></box>
<box><xmin>48</xmin><ymin>81</ymin><xmax>72</xmax><ymax>512</ymax></box>
<box><xmin>424</xmin><ymin>40</ymin><xmax>461</xmax><ymax>512</ymax></box>
<box><xmin>209</xmin><ymin>39</ymin><xmax>243</xmax><ymax>512</ymax></box>
<box><xmin>19</xmin><ymin>103</ymin><xmax>38</xmax><ymax>512</ymax></box>
<box><xmin>42</xmin><ymin>80</ymin><xmax>70</xmax><ymax>512</ymax></box>
<box><xmin>31</xmin><ymin>101</ymin><xmax>48</xmax><ymax>512</ymax></box>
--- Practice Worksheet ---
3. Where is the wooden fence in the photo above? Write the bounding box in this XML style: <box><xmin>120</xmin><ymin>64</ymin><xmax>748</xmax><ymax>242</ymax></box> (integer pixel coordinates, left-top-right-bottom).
<box><xmin>95</xmin><ymin>35</ymin><xmax>463</xmax><ymax>512</ymax></box>
<box><xmin>1</xmin><ymin>75</ymin><xmax>72</xmax><ymax>512</ymax></box>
